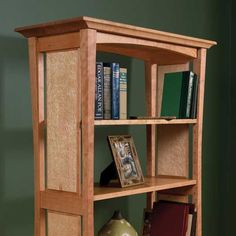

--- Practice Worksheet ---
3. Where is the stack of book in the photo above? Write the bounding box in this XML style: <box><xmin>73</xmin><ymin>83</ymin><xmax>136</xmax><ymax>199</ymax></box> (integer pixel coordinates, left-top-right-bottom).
<box><xmin>161</xmin><ymin>71</ymin><xmax>198</xmax><ymax>119</ymax></box>
<box><xmin>95</xmin><ymin>62</ymin><xmax>127</xmax><ymax>120</ymax></box>
<box><xmin>142</xmin><ymin>201</ymin><xmax>197</xmax><ymax>236</ymax></box>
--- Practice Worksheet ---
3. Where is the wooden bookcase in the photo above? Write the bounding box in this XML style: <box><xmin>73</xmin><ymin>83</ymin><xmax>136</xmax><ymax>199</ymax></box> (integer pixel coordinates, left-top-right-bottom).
<box><xmin>15</xmin><ymin>16</ymin><xmax>216</xmax><ymax>236</ymax></box>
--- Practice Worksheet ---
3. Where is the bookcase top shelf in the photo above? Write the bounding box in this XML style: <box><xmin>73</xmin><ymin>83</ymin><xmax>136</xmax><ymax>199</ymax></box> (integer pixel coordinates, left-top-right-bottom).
<box><xmin>15</xmin><ymin>16</ymin><xmax>216</xmax><ymax>49</ymax></box>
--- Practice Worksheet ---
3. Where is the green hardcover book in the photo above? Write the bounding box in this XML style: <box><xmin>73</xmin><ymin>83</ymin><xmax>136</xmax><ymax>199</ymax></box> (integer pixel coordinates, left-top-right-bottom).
<box><xmin>161</xmin><ymin>71</ymin><xmax>194</xmax><ymax>119</ymax></box>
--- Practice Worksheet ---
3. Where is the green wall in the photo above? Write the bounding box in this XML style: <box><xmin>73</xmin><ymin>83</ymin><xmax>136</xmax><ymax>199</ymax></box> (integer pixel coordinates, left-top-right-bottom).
<box><xmin>220</xmin><ymin>0</ymin><xmax>236</xmax><ymax>235</ymax></box>
<box><xmin>0</xmin><ymin>0</ymin><xmax>232</xmax><ymax>235</ymax></box>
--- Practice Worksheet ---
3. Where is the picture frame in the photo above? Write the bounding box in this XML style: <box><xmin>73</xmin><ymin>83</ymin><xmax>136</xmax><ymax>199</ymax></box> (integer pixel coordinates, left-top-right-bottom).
<box><xmin>107</xmin><ymin>135</ymin><xmax>144</xmax><ymax>187</ymax></box>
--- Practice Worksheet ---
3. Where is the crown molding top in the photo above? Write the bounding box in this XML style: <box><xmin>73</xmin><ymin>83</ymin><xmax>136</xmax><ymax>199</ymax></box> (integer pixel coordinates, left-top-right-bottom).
<box><xmin>15</xmin><ymin>16</ymin><xmax>216</xmax><ymax>49</ymax></box>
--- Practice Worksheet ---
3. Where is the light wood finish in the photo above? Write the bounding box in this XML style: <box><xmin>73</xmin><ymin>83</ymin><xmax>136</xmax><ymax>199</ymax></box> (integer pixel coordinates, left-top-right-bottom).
<box><xmin>28</xmin><ymin>37</ymin><xmax>46</xmax><ymax>236</ymax></box>
<box><xmin>46</xmin><ymin>50</ymin><xmax>78</xmax><ymax>192</ymax></box>
<box><xmin>157</xmin><ymin>194</ymin><xmax>190</xmax><ymax>203</ymax></box>
<box><xmin>17</xmin><ymin>17</ymin><xmax>215</xmax><ymax>236</ymax></box>
<box><xmin>157</xmin><ymin>125</ymin><xmax>189</xmax><ymax>177</ymax></box>
<box><xmin>94</xmin><ymin>119</ymin><xmax>197</xmax><ymax>126</ymax></box>
<box><xmin>145</xmin><ymin>62</ymin><xmax>157</xmax><ymax>209</ymax></box>
<box><xmin>96</xmin><ymin>32</ymin><xmax>197</xmax><ymax>64</ymax></box>
<box><xmin>41</xmin><ymin>190</ymin><xmax>83</xmax><ymax>215</ymax></box>
<box><xmin>15</xmin><ymin>16</ymin><xmax>216</xmax><ymax>49</ymax></box>
<box><xmin>97</xmin><ymin>32</ymin><xmax>197</xmax><ymax>58</ymax></box>
<box><xmin>94</xmin><ymin>176</ymin><xmax>196</xmax><ymax>201</ymax></box>
<box><xmin>80</xmin><ymin>29</ymin><xmax>96</xmax><ymax>236</ymax></box>
<box><xmin>48</xmin><ymin>211</ymin><xmax>81</xmax><ymax>236</ymax></box>
<box><xmin>156</xmin><ymin>63</ymin><xmax>191</xmax><ymax>205</ymax></box>
<box><xmin>38</xmin><ymin>32</ymin><xmax>80</xmax><ymax>52</ymax></box>
<box><xmin>192</xmin><ymin>49</ymin><xmax>207</xmax><ymax>236</ymax></box>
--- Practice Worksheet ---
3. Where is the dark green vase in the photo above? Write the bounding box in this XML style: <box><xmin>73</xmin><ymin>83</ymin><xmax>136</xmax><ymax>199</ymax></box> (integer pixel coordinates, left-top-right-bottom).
<box><xmin>98</xmin><ymin>211</ymin><xmax>138</xmax><ymax>236</ymax></box>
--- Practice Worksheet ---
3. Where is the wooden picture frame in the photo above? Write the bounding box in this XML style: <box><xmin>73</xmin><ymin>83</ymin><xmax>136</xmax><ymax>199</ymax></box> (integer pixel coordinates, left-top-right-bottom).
<box><xmin>108</xmin><ymin>135</ymin><xmax>144</xmax><ymax>187</ymax></box>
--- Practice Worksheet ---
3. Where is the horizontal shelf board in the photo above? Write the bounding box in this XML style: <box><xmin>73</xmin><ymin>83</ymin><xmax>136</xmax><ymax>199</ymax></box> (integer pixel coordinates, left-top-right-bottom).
<box><xmin>94</xmin><ymin>176</ymin><xmax>196</xmax><ymax>201</ymax></box>
<box><xmin>94</xmin><ymin>119</ymin><xmax>197</xmax><ymax>126</ymax></box>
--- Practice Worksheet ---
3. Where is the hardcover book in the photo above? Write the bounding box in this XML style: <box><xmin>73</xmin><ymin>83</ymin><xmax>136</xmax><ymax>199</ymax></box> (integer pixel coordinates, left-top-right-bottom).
<box><xmin>119</xmin><ymin>68</ymin><xmax>127</xmax><ymax>120</ymax></box>
<box><xmin>103</xmin><ymin>65</ymin><xmax>111</xmax><ymax>119</ymax></box>
<box><xmin>161</xmin><ymin>71</ymin><xmax>196</xmax><ymax>119</ymax></box>
<box><xmin>95</xmin><ymin>62</ymin><xmax>104</xmax><ymax>119</ymax></box>
<box><xmin>110</xmin><ymin>63</ymin><xmax>120</xmax><ymax>119</ymax></box>
<box><xmin>180</xmin><ymin>71</ymin><xmax>195</xmax><ymax>118</ymax></box>
<box><xmin>150</xmin><ymin>201</ymin><xmax>190</xmax><ymax>236</ymax></box>
<box><xmin>190</xmin><ymin>74</ymin><xmax>198</xmax><ymax>118</ymax></box>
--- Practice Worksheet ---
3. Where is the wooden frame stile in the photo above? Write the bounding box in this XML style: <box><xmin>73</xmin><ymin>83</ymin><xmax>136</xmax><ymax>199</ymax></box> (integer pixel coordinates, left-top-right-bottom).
<box><xmin>80</xmin><ymin>29</ymin><xmax>97</xmax><ymax>236</ymax></box>
<box><xmin>28</xmin><ymin>37</ymin><xmax>46</xmax><ymax>236</ymax></box>
<box><xmin>145</xmin><ymin>61</ymin><xmax>157</xmax><ymax>209</ymax></box>
<box><xmin>192</xmin><ymin>48</ymin><xmax>207</xmax><ymax>236</ymax></box>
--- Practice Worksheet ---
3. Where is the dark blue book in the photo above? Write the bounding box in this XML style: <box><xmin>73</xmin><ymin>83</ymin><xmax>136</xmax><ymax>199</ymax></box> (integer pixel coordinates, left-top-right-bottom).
<box><xmin>180</xmin><ymin>71</ymin><xmax>195</xmax><ymax>118</ymax></box>
<box><xmin>190</xmin><ymin>74</ymin><xmax>198</xmax><ymax>119</ymax></box>
<box><xmin>107</xmin><ymin>63</ymin><xmax>120</xmax><ymax>119</ymax></box>
<box><xmin>95</xmin><ymin>62</ymin><xmax>104</xmax><ymax>119</ymax></box>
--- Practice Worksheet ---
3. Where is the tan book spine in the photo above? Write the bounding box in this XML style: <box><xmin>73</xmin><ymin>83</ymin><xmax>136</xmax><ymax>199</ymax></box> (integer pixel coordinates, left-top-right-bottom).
<box><xmin>119</xmin><ymin>68</ymin><xmax>127</xmax><ymax>119</ymax></box>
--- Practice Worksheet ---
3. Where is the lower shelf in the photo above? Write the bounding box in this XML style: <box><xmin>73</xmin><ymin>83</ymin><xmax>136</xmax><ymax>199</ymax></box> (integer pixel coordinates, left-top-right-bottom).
<box><xmin>94</xmin><ymin>176</ymin><xmax>196</xmax><ymax>201</ymax></box>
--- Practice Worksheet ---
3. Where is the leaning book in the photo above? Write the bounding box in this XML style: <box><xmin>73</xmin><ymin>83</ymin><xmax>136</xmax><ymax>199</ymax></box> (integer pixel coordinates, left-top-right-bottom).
<box><xmin>161</xmin><ymin>71</ymin><xmax>196</xmax><ymax>119</ymax></box>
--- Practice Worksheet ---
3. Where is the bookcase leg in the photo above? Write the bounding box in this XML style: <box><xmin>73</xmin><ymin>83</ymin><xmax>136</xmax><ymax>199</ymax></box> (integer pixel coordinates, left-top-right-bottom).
<box><xmin>145</xmin><ymin>62</ymin><xmax>157</xmax><ymax>209</ymax></box>
<box><xmin>28</xmin><ymin>37</ymin><xmax>46</xmax><ymax>236</ymax></box>
<box><xmin>193</xmin><ymin>49</ymin><xmax>207</xmax><ymax>236</ymax></box>
<box><xmin>80</xmin><ymin>29</ymin><xmax>97</xmax><ymax>236</ymax></box>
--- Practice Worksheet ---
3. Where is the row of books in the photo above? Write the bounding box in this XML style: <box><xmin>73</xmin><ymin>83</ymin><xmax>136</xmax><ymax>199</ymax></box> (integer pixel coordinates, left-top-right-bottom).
<box><xmin>142</xmin><ymin>200</ymin><xmax>197</xmax><ymax>236</ymax></box>
<box><xmin>161</xmin><ymin>71</ymin><xmax>198</xmax><ymax>119</ymax></box>
<box><xmin>95</xmin><ymin>62</ymin><xmax>127</xmax><ymax>120</ymax></box>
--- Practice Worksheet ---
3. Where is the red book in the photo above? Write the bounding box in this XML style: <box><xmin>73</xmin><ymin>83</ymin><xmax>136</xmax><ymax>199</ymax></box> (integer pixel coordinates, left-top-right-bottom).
<box><xmin>150</xmin><ymin>201</ymin><xmax>189</xmax><ymax>236</ymax></box>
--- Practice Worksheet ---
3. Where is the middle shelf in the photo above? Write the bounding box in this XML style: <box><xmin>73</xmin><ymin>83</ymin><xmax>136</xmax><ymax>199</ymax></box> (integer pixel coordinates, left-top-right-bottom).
<box><xmin>94</xmin><ymin>119</ymin><xmax>197</xmax><ymax>126</ymax></box>
<box><xmin>94</xmin><ymin>176</ymin><xmax>196</xmax><ymax>201</ymax></box>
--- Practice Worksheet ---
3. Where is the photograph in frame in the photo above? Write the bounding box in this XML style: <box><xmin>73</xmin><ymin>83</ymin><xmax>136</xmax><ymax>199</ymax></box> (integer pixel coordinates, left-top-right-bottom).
<box><xmin>108</xmin><ymin>135</ymin><xmax>144</xmax><ymax>187</ymax></box>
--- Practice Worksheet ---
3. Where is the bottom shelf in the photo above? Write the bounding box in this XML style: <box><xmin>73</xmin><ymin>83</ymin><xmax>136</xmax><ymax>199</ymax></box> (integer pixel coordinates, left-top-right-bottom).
<box><xmin>94</xmin><ymin>176</ymin><xmax>196</xmax><ymax>201</ymax></box>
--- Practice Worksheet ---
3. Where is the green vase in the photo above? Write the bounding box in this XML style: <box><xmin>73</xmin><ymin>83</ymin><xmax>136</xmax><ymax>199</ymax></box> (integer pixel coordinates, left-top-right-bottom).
<box><xmin>98</xmin><ymin>211</ymin><xmax>138</xmax><ymax>236</ymax></box>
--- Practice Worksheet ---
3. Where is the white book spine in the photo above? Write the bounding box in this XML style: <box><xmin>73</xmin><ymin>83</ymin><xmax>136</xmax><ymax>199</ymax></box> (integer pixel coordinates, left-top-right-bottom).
<box><xmin>103</xmin><ymin>66</ymin><xmax>111</xmax><ymax>119</ymax></box>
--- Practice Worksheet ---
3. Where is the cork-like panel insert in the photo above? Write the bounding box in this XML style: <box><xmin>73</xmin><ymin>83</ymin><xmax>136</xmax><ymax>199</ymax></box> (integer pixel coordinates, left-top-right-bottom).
<box><xmin>157</xmin><ymin>125</ymin><xmax>189</xmax><ymax>177</ymax></box>
<box><xmin>46</xmin><ymin>50</ymin><xmax>79</xmax><ymax>192</ymax></box>
<box><xmin>48</xmin><ymin>211</ymin><xmax>81</xmax><ymax>236</ymax></box>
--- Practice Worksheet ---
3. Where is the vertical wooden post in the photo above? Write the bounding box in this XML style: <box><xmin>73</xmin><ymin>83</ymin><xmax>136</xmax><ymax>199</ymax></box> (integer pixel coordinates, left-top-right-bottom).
<box><xmin>193</xmin><ymin>48</ymin><xmax>207</xmax><ymax>236</ymax></box>
<box><xmin>145</xmin><ymin>62</ymin><xmax>157</xmax><ymax>209</ymax></box>
<box><xmin>28</xmin><ymin>37</ymin><xmax>46</xmax><ymax>236</ymax></box>
<box><xmin>80</xmin><ymin>29</ymin><xmax>96</xmax><ymax>236</ymax></box>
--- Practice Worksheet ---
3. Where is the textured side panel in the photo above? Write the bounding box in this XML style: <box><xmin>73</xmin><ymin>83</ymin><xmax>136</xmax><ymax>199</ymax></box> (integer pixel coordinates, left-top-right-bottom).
<box><xmin>157</xmin><ymin>125</ymin><xmax>189</xmax><ymax>177</ymax></box>
<box><xmin>46</xmin><ymin>50</ymin><xmax>78</xmax><ymax>192</ymax></box>
<box><xmin>48</xmin><ymin>212</ymin><xmax>81</xmax><ymax>236</ymax></box>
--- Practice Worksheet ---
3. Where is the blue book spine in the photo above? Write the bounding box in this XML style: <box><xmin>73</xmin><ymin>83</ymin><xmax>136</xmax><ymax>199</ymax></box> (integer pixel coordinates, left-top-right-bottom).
<box><xmin>95</xmin><ymin>62</ymin><xmax>104</xmax><ymax>119</ymax></box>
<box><xmin>111</xmin><ymin>63</ymin><xmax>120</xmax><ymax>119</ymax></box>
